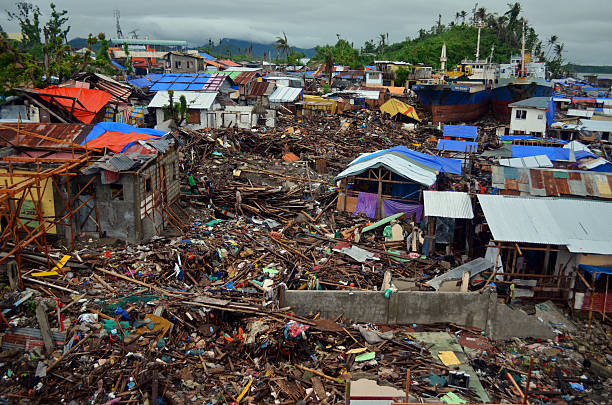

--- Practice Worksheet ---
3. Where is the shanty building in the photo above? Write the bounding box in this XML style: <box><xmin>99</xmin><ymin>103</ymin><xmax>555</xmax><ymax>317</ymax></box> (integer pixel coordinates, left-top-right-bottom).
<box><xmin>334</xmin><ymin>146</ymin><xmax>462</xmax><ymax>219</ymax></box>
<box><xmin>0</xmin><ymin>122</ymin><xmax>182</xmax><ymax>248</ymax></box>
<box><xmin>477</xmin><ymin>194</ymin><xmax>612</xmax><ymax>303</ymax></box>
<box><xmin>148</xmin><ymin>91</ymin><xmax>221</xmax><ymax>130</ymax></box>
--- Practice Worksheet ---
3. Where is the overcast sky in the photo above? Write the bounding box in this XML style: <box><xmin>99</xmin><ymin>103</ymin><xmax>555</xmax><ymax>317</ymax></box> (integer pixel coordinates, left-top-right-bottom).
<box><xmin>1</xmin><ymin>0</ymin><xmax>611</xmax><ymax>65</ymax></box>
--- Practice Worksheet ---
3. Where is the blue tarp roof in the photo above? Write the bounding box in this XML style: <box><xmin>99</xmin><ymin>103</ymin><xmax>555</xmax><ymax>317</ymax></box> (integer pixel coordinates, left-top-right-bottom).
<box><xmin>352</xmin><ymin>145</ymin><xmax>462</xmax><ymax>175</ymax></box>
<box><xmin>84</xmin><ymin>122</ymin><xmax>165</xmax><ymax>153</ymax></box>
<box><xmin>511</xmin><ymin>145</ymin><xmax>595</xmax><ymax>161</ymax></box>
<box><xmin>128</xmin><ymin>74</ymin><xmax>164</xmax><ymax>89</ymax></box>
<box><xmin>198</xmin><ymin>51</ymin><xmax>216</xmax><ymax>60</ymax></box>
<box><xmin>500</xmin><ymin>135</ymin><xmax>567</xmax><ymax>144</ymax></box>
<box><xmin>112</xmin><ymin>60</ymin><xmax>127</xmax><ymax>70</ymax></box>
<box><xmin>437</xmin><ymin>139</ymin><xmax>478</xmax><ymax>152</ymax></box>
<box><xmin>443</xmin><ymin>125</ymin><xmax>478</xmax><ymax>139</ymax></box>
<box><xmin>579</xmin><ymin>264</ymin><xmax>612</xmax><ymax>280</ymax></box>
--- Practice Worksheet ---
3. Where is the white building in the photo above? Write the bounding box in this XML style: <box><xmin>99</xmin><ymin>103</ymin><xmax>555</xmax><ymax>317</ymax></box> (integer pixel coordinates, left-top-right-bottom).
<box><xmin>365</xmin><ymin>71</ymin><xmax>383</xmax><ymax>87</ymax></box>
<box><xmin>509</xmin><ymin>97</ymin><xmax>550</xmax><ymax>136</ymax></box>
<box><xmin>148</xmin><ymin>91</ymin><xmax>275</xmax><ymax>129</ymax></box>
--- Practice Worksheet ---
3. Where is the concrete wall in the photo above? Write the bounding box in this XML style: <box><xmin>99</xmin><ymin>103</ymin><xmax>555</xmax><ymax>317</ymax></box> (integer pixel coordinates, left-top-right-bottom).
<box><xmin>281</xmin><ymin>290</ymin><xmax>554</xmax><ymax>341</ymax></box>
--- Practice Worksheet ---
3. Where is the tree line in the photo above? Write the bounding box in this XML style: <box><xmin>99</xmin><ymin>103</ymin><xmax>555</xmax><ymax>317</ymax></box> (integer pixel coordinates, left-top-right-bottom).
<box><xmin>1</xmin><ymin>1</ymin><xmax>113</xmax><ymax>95</ymax></box>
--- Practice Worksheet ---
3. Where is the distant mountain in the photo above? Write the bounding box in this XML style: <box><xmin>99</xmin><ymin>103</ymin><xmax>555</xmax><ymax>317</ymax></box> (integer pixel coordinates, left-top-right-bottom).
<box><xmin>68</xmin><ymin>36</ymin><xmax>316</xmax><ymax>60</ymax></box>
<box><xmin>567</xmin><ymin>64</ymin><xmax>612</xmax><ymax>74</ymax></box>
<box><xmin>200</xmin><ymin>38</ymin><xmax>316</xmax><ymax>59</ymax></box>
<box><xmin>68</xmin><ymin>37</ymin><xmax>101</xmax><ymax>52</ymax></box>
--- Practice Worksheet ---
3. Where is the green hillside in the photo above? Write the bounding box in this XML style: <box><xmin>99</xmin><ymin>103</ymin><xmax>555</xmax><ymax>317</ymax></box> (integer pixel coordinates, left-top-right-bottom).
<box><xmin>385</xmin><ymin>25</ymin><xmax>519</xmax><ymax>68</ymax></box>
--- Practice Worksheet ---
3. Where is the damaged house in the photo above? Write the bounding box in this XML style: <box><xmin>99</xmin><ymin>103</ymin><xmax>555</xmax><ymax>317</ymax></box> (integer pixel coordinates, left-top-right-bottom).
<box><xmin>0</xmin><ymin>122</ymin><xmax>181</xmax><ymax>247</ymax></box>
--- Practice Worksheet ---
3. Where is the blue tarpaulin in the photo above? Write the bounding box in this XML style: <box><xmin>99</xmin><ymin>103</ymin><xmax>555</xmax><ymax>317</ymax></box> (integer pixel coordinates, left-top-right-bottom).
<box><xmin>112</xmin><ymin>61</ymin><xmax>127</xmax><ymax>70</ymax></box>
<box><xmin>128</xmin><ymin>74</ymin><xmax>164</xmax><ymax>89</ymax></box>
<box><xmin>511</xmin><ymin>145</ymin><xmax>595</xmax><ymax>161</ymax></box>
<box><xmin>500</xmin><ymin>135</ymin><xmax>567</xmax><ymax>144</ymax></box>
<box><xmin>436</xmin><ymin>139</ymin><xmax>478</xmax><ymax>152</ymax></box>
<box><xmin>579</xmin><ymin>264</ymin><xmax>612</xmax><ymax>280</ymax></box>
<box><xmin>83</xmin><ymin>122</ymin><xmax>165</xmax><ymax>153</ymax></box>
<box><xmin>546</xmin><ymin>98</ymin><xmax>556</xmax><ymax>126</ymax></box>
<box><xmin>443</xmin><ymin>125</ymin><xmax>478</xmax><ymax>139</ymax></box>
<box><xmin>352</xmin><ymin>145</ymin><xmax>462</xmax><ymax>175</ymax></box>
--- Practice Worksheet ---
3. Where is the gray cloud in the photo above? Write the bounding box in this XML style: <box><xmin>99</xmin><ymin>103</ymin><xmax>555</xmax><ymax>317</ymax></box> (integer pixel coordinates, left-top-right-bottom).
<box><xmin>1</xmin><ymin>0</ymin><xmax>610</xmax><ymax>64</ymax></box>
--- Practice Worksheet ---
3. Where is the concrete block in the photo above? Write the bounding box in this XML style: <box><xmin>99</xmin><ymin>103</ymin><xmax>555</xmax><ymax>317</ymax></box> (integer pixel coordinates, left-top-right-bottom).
<box><xmin>281</xmin><ymin>290</ymin><xmax>389</xmax><ymax>323</ymax></box>
<box><xmin>389</xmin><ymin>292</ymin><xmax>489</xmax><ymax>330</ymax></box>
<box><xmin>489</xmin><ymin>302</ymin><xmax>555</xmax><ymax>341</ymax></box>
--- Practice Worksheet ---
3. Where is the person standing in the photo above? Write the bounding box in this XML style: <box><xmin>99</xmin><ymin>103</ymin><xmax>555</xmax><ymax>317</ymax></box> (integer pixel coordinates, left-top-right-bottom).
<box><xmin>204</xmin><ymin>176</ymin><xmax>214</xmax><ymax>207</ymax></box>
<box><xmin>187</xmin><ymin>172</ymin><xmax>197</xmax><ymax>195</ymax></box>
<box><xmin>235</xmin><ymin>188</ymin><xmax>244</xmax><ymax>217</ymax></box>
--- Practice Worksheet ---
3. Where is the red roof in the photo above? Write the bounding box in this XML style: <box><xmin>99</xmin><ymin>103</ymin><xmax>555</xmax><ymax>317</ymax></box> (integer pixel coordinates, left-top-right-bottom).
<box><xmin>218</xmin><ymin>59</ymin><xmax>241</xmax><ymax>67</ymax></box>
<box><xmin>234</xmin><ymin>71</ymin><xmax>258</xmax><ymax>85</ymax></box>
<box><xmin>204</xmin><ymin>60</ymin><xmax>223</xmax><ymax>68</ymax></box>
<box><xmin>31</xmin><ymin>87</ymin><xmax>112</xmax><ymax>124</ymax></box>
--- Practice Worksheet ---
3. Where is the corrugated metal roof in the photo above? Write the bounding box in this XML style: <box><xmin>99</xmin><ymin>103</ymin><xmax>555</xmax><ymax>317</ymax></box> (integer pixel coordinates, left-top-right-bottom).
<box><xmin>233</xmin><ymin>71</ymin><xmax>258</xmax><ymax>85</ymax></box>
<box><xmin>498</xmin><ymin>155</ymin><xmax>553</xmax><ymax>168</ymax></box>
<box><xmin>269</xmin><ymin>87</ymin><xmax>302</xmax><ymax>103</ymax></box>
<box><xmin>0</xmin><ymin>123</ymin><xmax>92</xmax><ymax>147</ymax></box>
<box><xmin>108</xmin><ymin>154</ymin><xmax>136</xmax><ymax>171</ymax></box>
<box><xmin>249</xmin><ymin>81</ymin><xmax>270</xmax><ymax>97</ymax></box>
<box><xmin>423</xmin><ymin>191</ymin><xmax>474</xmax><ymax>219</ymax></box>
<box><xmin>442</xmin><ymin>125</ymin><xmax>478</xmax><ymax>139</ymax></box>
<box><xmin>579</xmin><ymin>119</ymin><xmax>612</xmax><ymax>132</ymax></box>
<box><xmin>492</xmin><ymin>165</ymin><xmax>612</xmax><ymax>199</ymax></box>
<box><xmin>567</xmin><ymin>109</ymin><xmax>594</xmax><ymax>118</ymax></box>
<box><xmin>509</xmin><ymin>96</ymin><xmax>550</xmax><ymax>109</ymax></box>
<box><xmin>477</xmin><ymin>194</ymin><xmax>612</xmax><ymax>254</ymax></box>
<box><xmin>223</xmin><ymin>67</ymin><xmax>262</xmax><ymax>72</ymax></box>
<box><xmin>147</xmin><ymin>91</ymin><xmax>218</xmax><ymax>109</ymax></box>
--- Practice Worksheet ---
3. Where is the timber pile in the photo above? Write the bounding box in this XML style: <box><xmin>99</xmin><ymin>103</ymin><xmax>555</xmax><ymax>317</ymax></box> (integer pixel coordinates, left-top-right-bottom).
<box><xmin>1</xmin><ymin>109</ymin><xmax>611</xmax><ymax>404</ymax></box>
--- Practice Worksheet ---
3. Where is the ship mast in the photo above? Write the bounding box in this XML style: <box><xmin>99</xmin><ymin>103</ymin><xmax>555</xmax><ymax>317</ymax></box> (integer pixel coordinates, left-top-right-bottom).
<box><xmin>474</xmin><ymin>20</ymin><xmax>486</xmax><ymax>61</ymax></box>
<box><xmin>440</xmin><ymin>42</ymin><xmax>447</xmax><ymax>72</ymax></box>
<box><xmin>520</xmin><ymin>19</ymin><xmax>526</xmax><ymax>77</ymax></box>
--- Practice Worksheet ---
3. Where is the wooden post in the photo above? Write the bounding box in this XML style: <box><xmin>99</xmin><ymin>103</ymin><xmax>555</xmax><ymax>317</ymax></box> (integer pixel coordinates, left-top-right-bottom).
<box><xmin>523</xmin><ymin>358</ymin><xmax>534</xmax><ymax>405</ymax></box>
<box><xmin>603</xmin><ymin>274</ymin><xmax>609</xmax><ymax>321</ymax></box>
<box><xmin>427</xmin><ymin>217</ymin><xmax>435</xmax><ymax>255</ymax></box>
<box><xmin>376</xmin><ymin>167</ymin><xmax>383</xmax><ymax>219</ymax></box>
<box><xmin>587</xmin><ymin>271</ymin><xmax>596</xmax><ymax>335</ymax></box>
<box><xmin>404</xmin><ymin>369</ymin><xmax>410</xmax><ymax>400</ymax></box>
<box><xmin>36</xmin><ymin>303</ymin><xmax>54</xmax><ymax>354</ymax></box>
<box><xmin>543</xmin><ymin>244</ymin><xmax>551</xmax><ymax>275</ymax></box>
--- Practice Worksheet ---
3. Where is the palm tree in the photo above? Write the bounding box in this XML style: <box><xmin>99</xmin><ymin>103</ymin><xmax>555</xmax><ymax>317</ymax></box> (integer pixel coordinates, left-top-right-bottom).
<box><xmin>274</xmin><ymin>32</ymin><xmax>290</xmax><ymax>60</ymax></box>
<box><xmin>455</xmin><ymin>12</ymin><xmax>460</xmax><ymax>24</ymax></box>
<box><xmin>459</xmin><ymin>10</ymin><xmax>467</xmax><ymax>25</ymax></box>
<box><xmin>322</xmin><ymin>45</ymin><xmax>335</xmax><ymax>85</ymax></box>
<box><xmin>505</xmin><ymin>2</ymin><xmax>521</xmax><ymax>27</ymax></box>
<box><xmin>475</xmin><ymin>7</ymin><xmax>487</xmax><ymax>22</ymax></box>
<box><xmin>378</xmin><ymin>33</ymin><xmax>386</xmax><ymax>57</ymax></box>
<box><xmin>554</xmin><ymin>43</ymin><xmax>565</xmax><ymax>61</ymax></box>
<box><xmin>545</xmin><ymin>35</ymin><xmax>558</xmax><ymax>60</ymax></box>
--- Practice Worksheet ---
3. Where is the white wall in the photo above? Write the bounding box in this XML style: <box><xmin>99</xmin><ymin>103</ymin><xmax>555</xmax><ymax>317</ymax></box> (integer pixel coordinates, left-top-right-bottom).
<box><xmin>365</xmin><ymin>72</ymin><xmax>383</xmax><ymax>86</ymax></box>
<box><xmin>510</xmin><ymin>107</ymin><xmax>547</xmax><ymax>135</ymax></box>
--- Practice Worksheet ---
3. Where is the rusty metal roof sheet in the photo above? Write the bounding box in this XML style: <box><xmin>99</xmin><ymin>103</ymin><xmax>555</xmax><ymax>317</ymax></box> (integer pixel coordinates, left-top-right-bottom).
<box><xmin>233</xmin><ymin>71</ymin><xmax>258</xmax><ymax>86</ymax></box>
<box><xmin>0</xmin><ymin>123</ymin><xmax>92</xmax><ymax>148</ymax></box>
<box><xmin>249</xmin><ymin>81</ymin><xmax>270</xmax><ymax>97</ymax></box>
<box><xmin>492</xmin><ymin>165</ymin><xmax>612</xmax><ymax>199</ymax></box>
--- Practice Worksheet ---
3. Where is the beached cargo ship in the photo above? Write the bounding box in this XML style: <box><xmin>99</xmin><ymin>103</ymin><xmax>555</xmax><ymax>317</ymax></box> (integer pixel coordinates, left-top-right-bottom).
<box><xmin>413</xmin><ymin>82</ymin><xmax>492</xmax><ymax>123</ymax></box>
<box><xmin>491</xmin><ymin>78</ymin><xmax>553</xmax><ymax>122</ymax></box>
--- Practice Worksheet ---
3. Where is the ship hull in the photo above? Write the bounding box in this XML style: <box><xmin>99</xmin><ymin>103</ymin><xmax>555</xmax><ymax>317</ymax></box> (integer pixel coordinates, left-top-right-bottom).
<box><xmin>491</xmin><ymin>82</ymin><xmax>553</xmax><ymax>122</ymax></box>
<box><xmin>413</xmin><ymin>85</ymin><xmax>492</xmax><ymax>124</ymax></box>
